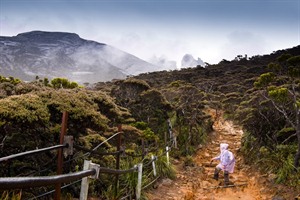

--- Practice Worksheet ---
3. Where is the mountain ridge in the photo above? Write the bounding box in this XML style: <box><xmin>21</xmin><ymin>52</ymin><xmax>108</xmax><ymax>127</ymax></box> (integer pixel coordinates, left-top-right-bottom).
<box><xmin>0</xmin><ymin>31</ymin><xmax>159</xmax><ymax>83</ymax></box>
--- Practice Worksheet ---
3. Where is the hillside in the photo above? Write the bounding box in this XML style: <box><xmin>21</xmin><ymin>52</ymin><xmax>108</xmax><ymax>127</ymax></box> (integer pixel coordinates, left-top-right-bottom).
<box><xmin>134</xmin><ymin>45</ymin><xmax>300</xmax><ymax>89</ymax></box>
<box><xmin>0</xmin><ymin>45</ymin><xmax>299</xmax><ymax>199</ymax></box>
<box><xmin>95</xmin><ymin>45</ymin><xmax>300</xmax><ymax>198</ymax></box>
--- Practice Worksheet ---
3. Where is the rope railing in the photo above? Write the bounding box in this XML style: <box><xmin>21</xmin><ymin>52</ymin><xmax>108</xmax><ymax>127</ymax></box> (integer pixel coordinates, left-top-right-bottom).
<box><xmin>143</xmin><ymin>155</ymin><xmax>157</xmax><ymax>168</ymax></box>
<box><xmin>142</xmin><ymin>175</ymin><xmax>160</xmax><ymax>190</ymax></box>
<box><xmin>0</xmin><ymin>117</ymin><xmax>175</xmax><ymax>200</ymax></box>
<box><xmin>77</xmin><ymin>144</ymin><xmax>169</xmax><ymax>200</ymax></box>
<box><xmin>99</xmin><ymin>166</ymin><xmax>138</xmax><ymax>174</ymax></box>
<box><xmin>63</xmin><ymin>132</ymin><xmax>123</xmax><ymax>164</ymax></box>
<box><xmin>0</xmin><ymin>144</ymin><xmax>67</xmax><ymax>162</ymax></box>
<box><xmin>0</xmin><ymin>110</ymin><xmax>177</xmax><ymax>200</ymax></box>
<box><xmin>0</xmin><ymin>169</ymin><xmax>95</xmax><ymax>190</ymax></box>
<box><xmin>19</xmin><ymin>145</ymin><xmax>168</xmax><ymax>200</ymax></box>
<box><xmin>89</xmin><ymin>132</ymin><xmax>122</xmax><ymax>154</ymax></box>
<box><xmin>1</xmin><ymin>143</ymin><xmax>171</xmax><ymax>200</ymax></box>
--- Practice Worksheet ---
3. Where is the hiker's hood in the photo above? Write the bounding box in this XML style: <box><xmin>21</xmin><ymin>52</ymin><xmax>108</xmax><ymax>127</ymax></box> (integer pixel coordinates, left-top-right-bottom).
<box><xmin>220</xmin><ymin>143</ymin><xmax>229</xmax><ymax>153</ymax></box>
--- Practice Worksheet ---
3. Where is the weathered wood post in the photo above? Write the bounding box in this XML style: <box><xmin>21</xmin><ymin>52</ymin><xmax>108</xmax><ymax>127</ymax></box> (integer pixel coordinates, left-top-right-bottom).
<box><xmin>136</xmin><ymin>163</ymin><xmax>143</xmax><ymax>200</ymax></box>
<box><xmin>80</xmin><ymin>160</ymin><xmax>91</xmax><ymax>200</ymax></box>
<box><xmin>151</xmin><ymin>155</ymin><xmax>157</xmax><ymax>177</ymax></box>
<box><xmin>164</xmin><ymin>131</ymin><xmax>167</xmax><ymax>146</ymax></box>
<box><xmin>166</xmin><ymin>146</ymin><xmax>170</xmax><ymax>166</ymax></box>
<box><xmin>54</xmin><ymin>111</ymin><xmax>68</xmax><ymax>200</ymax></box>
<box><xmin>115</xmin><ymin>124</ymin><xmax>122</xmax><ymax>197</ymax></box>
<box><xmin>80</xmin><ymin>160</ymin><xmax>100</xmax><ymax>200</ymax></box>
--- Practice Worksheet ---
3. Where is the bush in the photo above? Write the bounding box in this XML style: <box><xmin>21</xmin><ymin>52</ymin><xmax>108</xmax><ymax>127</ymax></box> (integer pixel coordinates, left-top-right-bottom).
<box><xmin>155</xmin><ymin>154</ymin><xmax>176</xmax><ymax>179</ymax></box>
<box><xmin>276</xmin><ymin>155</ymin><xmax>299</xmax><ymax>185</ymax></box>
<box><xmin>242</xmin><ymin>136</ymin><xmax>299</xmax><ymax>186</ymax></box>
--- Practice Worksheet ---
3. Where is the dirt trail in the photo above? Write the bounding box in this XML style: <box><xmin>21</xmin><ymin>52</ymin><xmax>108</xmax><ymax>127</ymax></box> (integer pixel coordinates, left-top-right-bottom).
<box><xmin>146</xmin><ymin>111</ymin><xmax>277</xmax><ymax>200</ymax></box>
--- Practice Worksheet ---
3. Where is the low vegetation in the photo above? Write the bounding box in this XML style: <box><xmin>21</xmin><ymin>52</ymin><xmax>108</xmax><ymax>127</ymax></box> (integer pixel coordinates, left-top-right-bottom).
<box><xmin>0</xmin><ymin>45</ymin><xmax>299</xmax><ymax>198</ymax></box>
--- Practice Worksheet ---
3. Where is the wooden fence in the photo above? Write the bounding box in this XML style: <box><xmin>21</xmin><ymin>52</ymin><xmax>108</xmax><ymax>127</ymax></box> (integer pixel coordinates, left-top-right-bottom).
<box><xmin>0</xmin><ymin>112</ymin><xmax>173</xmax><ymax>200</ymax></box>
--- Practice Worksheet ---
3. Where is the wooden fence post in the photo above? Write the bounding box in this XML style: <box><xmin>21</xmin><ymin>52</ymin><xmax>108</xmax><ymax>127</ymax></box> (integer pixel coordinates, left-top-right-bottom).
<box><xmin>136</xmin><ymin>163</ymin><xmax>143</xmax><ymax>200</ymax></box>
<box><xmin>54</xmin><ymin>111</ymin><xmax>68</xmax><ymax>200</ymax></box>
<box><xmin>166</xmin><ymin>146</ymin><xmax>170</xmax><ymax>166</ymax></box>
<box><xmin>115</xmin><ymin>124</ymin><xmax>122</xmax><ymax>197</ymax></box>
<box><xmin>164</xmin><ymin>131</ymin><xmax>167</xmax><ymax>146</ymax></box>
<box><xmin>174</xmin><ymin>136</ymin><xmax>177</xmax><ymax>149</ymax></box>
<box><xmin>151</xmin><ymin>155</ymin><xmax>157</xmax><ymax>177</ymax></box>
<box><xmin>80</xmin><ymin>160</ymin><xmax>91</xmax><ymax>200</ymax></box>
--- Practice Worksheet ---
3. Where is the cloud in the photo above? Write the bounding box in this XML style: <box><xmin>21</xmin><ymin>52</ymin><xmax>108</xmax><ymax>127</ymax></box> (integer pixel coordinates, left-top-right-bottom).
<box><xmin>114</xmin><ymin>32</ymin><xmax>145</xmax><ymax>53</ymax></box>
<box><xmin>0</xmin><ymin>16</ymin><xmax>28</xmax><ymax>36</ymax></box>
<box><xmin>148</xmin><ymin>55</ymin><xmax>177</xmax><ymax>70</ymax></box>
<box><xmin>100</xmin><ymin>30</ymin><xmax>189</xmax><ymax>66</ymax></box>
<box><xmin>1</xmin><ymin>0</ymin><xmax>298</xmax><ymax>68</ymax></box>
<box><xmin>221</xmin><ymin>31</ymin><xmax>268</xmax><ymax>60</ymax></box>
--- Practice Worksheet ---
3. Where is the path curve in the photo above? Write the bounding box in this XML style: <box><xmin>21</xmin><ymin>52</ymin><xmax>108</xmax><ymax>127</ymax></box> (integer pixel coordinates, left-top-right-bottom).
<box><xmin>146</xmin><ymin>110</ymin><xmax>277</xmax><ymax>200</ymax></box>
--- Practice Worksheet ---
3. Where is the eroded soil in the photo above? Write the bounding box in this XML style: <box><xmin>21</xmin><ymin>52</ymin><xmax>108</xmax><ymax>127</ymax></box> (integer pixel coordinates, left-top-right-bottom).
<box><xmin>146</xmin><ymin>111</ymin><xmax>298</xmax><ymax>200</ymax></box>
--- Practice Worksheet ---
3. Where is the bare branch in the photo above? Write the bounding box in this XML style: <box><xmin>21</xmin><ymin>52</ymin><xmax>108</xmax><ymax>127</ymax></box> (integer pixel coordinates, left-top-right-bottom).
<box><xmin>261</xmin><ymin>92</ymin><xmax>296</xmax><ymax>129</ymax></box>
<box><xmin>281</xmin><ymin>133</ymin><xmax>297</xmax><ymax>144</ymax></box>
<box><xmin>258</xmin><ymin>108</ymin><xmax>271</xmax><ymax>125</ymax></box>
<box><xmin>0</xmin><ymin>136</ymin><xmax>7</xmax><ymax>148</ymax></box>
<box><xmin>270</xmin><ymin>98</ymin><xmax>296</xmax><ymax>128</ymax></box>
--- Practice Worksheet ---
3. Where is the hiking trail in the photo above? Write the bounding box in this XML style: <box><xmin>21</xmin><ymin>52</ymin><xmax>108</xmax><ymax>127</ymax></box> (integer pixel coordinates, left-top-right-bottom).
<box><xmin>146</xmin><ymin>110</ymin><xmax>289</xmax><ymax>200</ymax></box>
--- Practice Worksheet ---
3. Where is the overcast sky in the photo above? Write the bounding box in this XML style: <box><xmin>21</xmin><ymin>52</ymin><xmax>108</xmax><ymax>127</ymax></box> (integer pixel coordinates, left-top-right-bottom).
<box><xmin>0</xmin><ymin>0</ymin><xmax>299</xmax><ymax>66</ymax></box>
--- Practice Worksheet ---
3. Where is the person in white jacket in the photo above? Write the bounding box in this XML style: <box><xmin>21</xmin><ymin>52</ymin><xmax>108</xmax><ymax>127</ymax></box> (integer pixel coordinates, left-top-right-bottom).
<box><xmin>210</xmin><ymin>143</ymin><xmax>235</xmax><ymax>185</ymax></box>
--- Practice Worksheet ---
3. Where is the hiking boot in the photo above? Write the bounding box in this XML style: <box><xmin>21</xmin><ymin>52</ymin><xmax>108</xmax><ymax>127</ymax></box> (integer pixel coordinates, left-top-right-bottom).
<box><xmin>213</xmin><ymin>168</ymin><xmax>220</xmax><ymax>180</ymax></box>
<box><xmin>224</xmin><ymin>171</ymin><xmax>230</xmax><ymax>185</ymax></box>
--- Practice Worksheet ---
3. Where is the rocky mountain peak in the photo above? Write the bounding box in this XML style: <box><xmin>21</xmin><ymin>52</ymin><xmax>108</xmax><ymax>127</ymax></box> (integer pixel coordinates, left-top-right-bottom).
<box><xmin>15</xmin><ymin>31</ymin><xmax>85</xmax><ymax>45</ymax></box>
<box><xmin>181</xmin><ymin>54</ymin><xmax>206</xmax><ymax>68</ymax></box>
<box><xmin>0</xmin><ymin>31</ymin><xmax>159</xmax><ymax>83</ymax></box>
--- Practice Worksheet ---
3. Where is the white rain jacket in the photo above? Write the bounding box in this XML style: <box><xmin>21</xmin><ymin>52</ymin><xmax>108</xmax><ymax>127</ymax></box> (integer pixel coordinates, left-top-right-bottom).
<box><xmin>213</xmin><ymin>143</ymin><xmax>235</xmax><ymax>173</ymax></box>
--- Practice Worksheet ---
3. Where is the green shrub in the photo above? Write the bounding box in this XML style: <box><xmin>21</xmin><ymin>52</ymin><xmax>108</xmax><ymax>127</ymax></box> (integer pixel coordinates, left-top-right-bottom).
<box><xmin>155</xmin><ymin>154</ymin><xmax>176</xmax><ymax>179</ymax></box>
<box><xmin>276</xmin><ymin>155</ymin><xmax>298</xmax><ymax>185</ymax></box>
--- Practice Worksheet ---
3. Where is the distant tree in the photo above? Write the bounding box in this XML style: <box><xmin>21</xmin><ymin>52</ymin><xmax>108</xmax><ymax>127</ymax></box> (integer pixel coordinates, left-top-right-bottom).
<box><xmin>51</xmin><ymin>78</ymin><xmax>62</xmax><ymax>88</ymax></box>
<box><xmin>277</xmin><ymin>53</ymin><xmax>292</xmax><ymax>63</ymax></box>
<box><xmin>0</xmin><ymin>76</ymin><xmax>21</xmax><ymax>85</ymax></box>
<box><xmin>50</xmin><ymin>78</ymin><xmax>79</xmax><ymax>89</ymax></box>
<box><xmin>60</xmin><ymin>78</ymin><xmax>70</xmax><ymax>88</ymax></box>
<box><xmin>219</xmin><ymin>59</ymin><xmax>230</xmax><ymax>64</ymax></box>
<box><xmin>0</xmin><ymin>82</ymin><xmax>15</xmax><ymax>97</ymax></box>
<box><xmin>235</xmin><ymin>55</ymin><xmax>243</xmax><ymax>61</ymax></box>
<box><xmin>69</xmin><ymin>81</ymin><xmax>79</xmax><ymax>89</ymax></box>
<box><xmin>111</xmin><ymin>78</ymin><xmax>151</xmax><ymax>108</ymax></box>
<box><xmin>43</xmin><ymin>78</ymin><xmax>49</xmax><ymax>86</ymax></box>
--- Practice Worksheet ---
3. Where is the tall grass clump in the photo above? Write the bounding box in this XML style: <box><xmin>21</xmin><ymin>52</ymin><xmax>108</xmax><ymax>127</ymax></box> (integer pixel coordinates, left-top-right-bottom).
<box><xmin>1</xmin><ymin>191</ymin><xmax>22</xmax><ymax>200</ymax></box>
